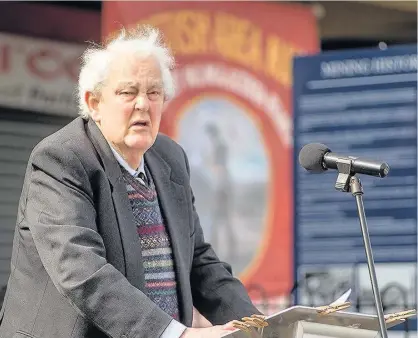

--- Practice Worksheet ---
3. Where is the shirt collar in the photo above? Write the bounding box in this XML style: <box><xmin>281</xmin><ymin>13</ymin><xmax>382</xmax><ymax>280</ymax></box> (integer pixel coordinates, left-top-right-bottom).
<box><xmin>109</xmin><ymin>144</ymin><xmax>145</xmax><ymax>178</ymax></box>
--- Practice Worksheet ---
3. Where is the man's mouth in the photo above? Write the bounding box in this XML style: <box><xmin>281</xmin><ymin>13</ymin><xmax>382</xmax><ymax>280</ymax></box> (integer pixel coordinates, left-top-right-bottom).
<box><xmin>131</xmin><ymin>120</ymin><xmax>149</xmax><ymax>127</ymax></box>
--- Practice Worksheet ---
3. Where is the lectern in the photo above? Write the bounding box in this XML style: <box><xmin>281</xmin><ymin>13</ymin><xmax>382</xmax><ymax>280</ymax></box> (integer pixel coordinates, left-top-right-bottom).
<box><xmin>223</xmin><ymin>306</ymin><xmax>415</xmax><ymax>338</ymax></box>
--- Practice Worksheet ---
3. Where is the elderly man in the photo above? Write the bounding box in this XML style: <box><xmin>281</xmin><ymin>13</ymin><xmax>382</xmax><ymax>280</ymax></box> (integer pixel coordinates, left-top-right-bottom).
<box><xmin>0</xmin><ymin>26</ymin><xmax>263</xmax><ymax>338</ymax></box>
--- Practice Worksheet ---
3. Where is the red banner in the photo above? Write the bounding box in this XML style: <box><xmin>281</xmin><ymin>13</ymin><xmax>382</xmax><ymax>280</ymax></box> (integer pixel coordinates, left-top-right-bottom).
<box><xmin>103</xmin><ymin>1</ymin><xmax>319</xmax><ymax>301</ymax></box>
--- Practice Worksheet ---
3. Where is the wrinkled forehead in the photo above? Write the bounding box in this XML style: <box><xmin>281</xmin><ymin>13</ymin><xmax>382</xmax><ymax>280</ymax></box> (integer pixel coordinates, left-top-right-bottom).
<box><xmin>106</xmin><ymin>53</ymin><xmax>163</xmax><ymax>87</ymax></box>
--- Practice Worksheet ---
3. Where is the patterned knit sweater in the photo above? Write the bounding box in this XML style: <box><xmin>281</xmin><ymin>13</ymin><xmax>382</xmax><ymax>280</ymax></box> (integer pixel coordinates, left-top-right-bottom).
<box><xmin>121</xmin><ymin>167</ymin><xmax>180</xmax><ymax>320</ymax></box>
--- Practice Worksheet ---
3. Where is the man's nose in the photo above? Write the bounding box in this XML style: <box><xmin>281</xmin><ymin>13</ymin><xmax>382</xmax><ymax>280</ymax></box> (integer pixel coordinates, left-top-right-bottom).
<box><xmin>135</xmin><ymin>95</ymin><xmax>149</xmax><ymax>111</ymax></box>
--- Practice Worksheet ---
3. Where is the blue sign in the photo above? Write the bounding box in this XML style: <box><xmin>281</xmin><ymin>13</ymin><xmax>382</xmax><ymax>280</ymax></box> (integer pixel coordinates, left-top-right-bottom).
<box><xmin>292</xmin><ymin>45</ymin><xmax>417</xmax><ymax>329</ymax></box>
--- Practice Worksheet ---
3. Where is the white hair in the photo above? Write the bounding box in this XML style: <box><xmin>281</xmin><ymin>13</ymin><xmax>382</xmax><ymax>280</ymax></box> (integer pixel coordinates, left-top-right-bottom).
<box><xmin>77</xmin><ymin>25</ymin><xmax>176</xmax><ymax>119</ymax></box>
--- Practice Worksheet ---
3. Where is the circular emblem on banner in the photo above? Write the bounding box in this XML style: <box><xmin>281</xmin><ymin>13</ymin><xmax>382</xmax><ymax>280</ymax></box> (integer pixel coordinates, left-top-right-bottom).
<box><xmin>160</xmin><ymin>61</ymin><xmax>291</xmax><ymax>291</ymax></box>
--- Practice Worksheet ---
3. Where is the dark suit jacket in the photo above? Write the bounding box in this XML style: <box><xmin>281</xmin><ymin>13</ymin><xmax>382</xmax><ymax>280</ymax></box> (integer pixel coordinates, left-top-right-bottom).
<box><xmin>0</xmin><ymin>117</ymin><xmax>259</xmax><ymax>338</ymax></box>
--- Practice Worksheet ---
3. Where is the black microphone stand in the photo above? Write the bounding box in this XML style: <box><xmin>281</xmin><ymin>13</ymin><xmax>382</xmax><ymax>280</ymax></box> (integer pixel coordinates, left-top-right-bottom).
<box><xmin>334</xmin><ymin>158</ymin><xmax>388</xmax><ymax>338</ymax></box>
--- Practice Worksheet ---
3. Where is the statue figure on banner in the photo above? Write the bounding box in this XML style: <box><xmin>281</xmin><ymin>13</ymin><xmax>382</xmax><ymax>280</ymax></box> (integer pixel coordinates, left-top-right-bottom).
<box><xmin>205</xmin><ymin>123</ymin><xmax>235</xmax><ymax>261</ymax></box>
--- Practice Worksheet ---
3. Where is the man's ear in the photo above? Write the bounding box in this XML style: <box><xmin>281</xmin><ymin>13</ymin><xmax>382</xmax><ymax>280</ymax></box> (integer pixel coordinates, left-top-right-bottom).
<box><xmin>85</xmin><ymin>91</ymin><xmax>101</xmax><ymax>122</ymax></box>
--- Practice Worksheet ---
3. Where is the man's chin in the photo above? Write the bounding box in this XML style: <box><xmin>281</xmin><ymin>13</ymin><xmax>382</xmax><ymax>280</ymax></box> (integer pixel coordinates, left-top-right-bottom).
<box><xmin>125</xmin><ymin>136</ymin><xmax>155</xmax><ymax>152</ymax></box>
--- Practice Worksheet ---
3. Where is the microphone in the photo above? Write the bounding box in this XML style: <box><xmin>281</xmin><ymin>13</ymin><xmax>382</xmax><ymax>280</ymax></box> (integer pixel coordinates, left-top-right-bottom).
<box><xmin>298</xmin><ymin>143</ymin><xmax>390</xmax><ymax>178</ymax></box>
<box><xmin>299</xmin><ymin>143</ymin><xmax>391</xmax><ymax>338</ymax></box>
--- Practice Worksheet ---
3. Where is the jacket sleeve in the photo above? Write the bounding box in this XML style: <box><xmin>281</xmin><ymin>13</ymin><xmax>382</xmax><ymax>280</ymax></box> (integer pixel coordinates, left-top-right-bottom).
<box><xmin>24</xmin><ymin>143</ymin><xmax>173</xmax><ymax>338</ymax></box>
<box><xmin>181</xmin><ymin>148</ymin><xmax>262</xmax><ymax>325</ymax></box>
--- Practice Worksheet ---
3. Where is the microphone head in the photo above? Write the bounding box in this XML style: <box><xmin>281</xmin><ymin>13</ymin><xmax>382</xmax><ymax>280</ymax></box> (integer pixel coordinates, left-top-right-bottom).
<box><xmin>298</xmin><ymin>143</ymin><xmax>331</xmax><ymax>173</ymax></box>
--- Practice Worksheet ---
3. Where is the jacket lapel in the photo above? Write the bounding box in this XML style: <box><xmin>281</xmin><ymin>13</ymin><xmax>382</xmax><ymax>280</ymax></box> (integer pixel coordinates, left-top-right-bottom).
<box><xmin>145</xmin><ymin>147</ymin><xmax>192</xmax><ymax>324</ymax></box>
<box><xmin>86</xmin><ymin>119</ymin><xmax>145</xmax><ymax>290</ymax></box>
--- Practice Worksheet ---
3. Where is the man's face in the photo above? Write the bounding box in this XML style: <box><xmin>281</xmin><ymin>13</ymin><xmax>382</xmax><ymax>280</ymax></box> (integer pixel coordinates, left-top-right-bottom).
<box><xmin>90</xmin><ymin>54</ymin><xmax>164</xmax><ymax>156</ymax></box>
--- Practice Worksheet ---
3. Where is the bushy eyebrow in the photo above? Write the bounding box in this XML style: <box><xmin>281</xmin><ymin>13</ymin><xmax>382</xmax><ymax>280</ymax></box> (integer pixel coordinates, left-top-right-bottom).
<box><xmin>116</xmin><ymin>81</ymin><xmax>137</xmax><ymax>88</ymax></box>
<box><xmin>116</xmin><ymin>80</ymin><xmax>163</xmax><ymax>89</ymax></box>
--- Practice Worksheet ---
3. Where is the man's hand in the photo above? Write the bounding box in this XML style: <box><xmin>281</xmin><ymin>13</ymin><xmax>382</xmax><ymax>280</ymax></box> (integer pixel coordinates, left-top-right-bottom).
<box><xmin>181</xmin><ymin>315</ymin><xmax>268</xmax><ymax>337</ymax></box>
<box><xmin>181</xmin><ymin>321</ymin><xmax>237</xmax><ymax>337</ymax></box>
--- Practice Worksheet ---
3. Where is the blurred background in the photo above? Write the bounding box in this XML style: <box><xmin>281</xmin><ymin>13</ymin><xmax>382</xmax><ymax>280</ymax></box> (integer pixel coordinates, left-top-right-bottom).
<box><xmin>0</xmin><ymin>1</ymin><xmax>416</xmax><ymax>336</ymax></box>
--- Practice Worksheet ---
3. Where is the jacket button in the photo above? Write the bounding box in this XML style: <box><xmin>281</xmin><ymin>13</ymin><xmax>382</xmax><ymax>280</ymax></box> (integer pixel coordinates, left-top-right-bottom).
<box><xmin>121</xmin><ymin>335</ymin><xmax>127</xmax><ymax>338</ymax></box>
